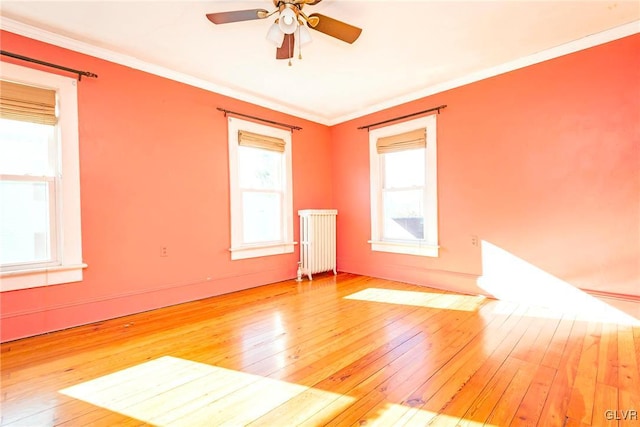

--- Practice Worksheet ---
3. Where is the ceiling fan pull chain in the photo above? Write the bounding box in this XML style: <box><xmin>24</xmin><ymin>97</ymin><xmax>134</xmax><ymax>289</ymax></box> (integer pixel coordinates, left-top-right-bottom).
<box><xmin>297</xmin><ymin>26</ymin><xmax>303</xmax><ymax>60</ymax></box>
<box><xmin>288</xmin><ymin>31</ymin><xmax>293</xmax><ymax>66</ymax></box>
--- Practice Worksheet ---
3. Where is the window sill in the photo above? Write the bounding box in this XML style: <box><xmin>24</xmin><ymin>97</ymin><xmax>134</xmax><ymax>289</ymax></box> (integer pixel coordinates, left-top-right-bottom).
<box><xmin>0</xmin><ymin>263</ymin><xmax>88</xmax><ymax>292</ymax></box>
<box><xmin>229</xmin><ymin>242</ymin><xmax>297</xmax><ymax>260</ymax></box>
<box><xmin>369</xmin><ymin>240</ymin><xmax>439</xmax><ymax>257</ymax></box>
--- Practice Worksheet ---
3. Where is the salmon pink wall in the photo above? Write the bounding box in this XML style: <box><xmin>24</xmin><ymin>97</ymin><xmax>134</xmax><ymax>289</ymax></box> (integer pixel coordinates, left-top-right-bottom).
<box><xmin>0</xmin><ymin>31</ymin><xmax>333</xmax><ymax>342</ymax></box>
<box><xmin>331</xmin><ymin>34</ymin><xmax>639</xmax><ymax>311</ymax></box>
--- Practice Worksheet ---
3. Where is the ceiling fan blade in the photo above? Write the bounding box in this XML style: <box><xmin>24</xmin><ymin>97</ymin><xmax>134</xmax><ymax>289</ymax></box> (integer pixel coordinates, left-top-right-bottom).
<box><xmin>276</xmin><ymin>34</ymin><xmax>295</xmax><ymax>60</ymax></box>
<box><xmin>206</xmin><ymin>9</ymin><xmax>268</xmax><ymax>24</ymax></box>
<box><xmin>307</xmin><ymin>13</ymin><xmax>362</xmax><ymax>44</ymax></box>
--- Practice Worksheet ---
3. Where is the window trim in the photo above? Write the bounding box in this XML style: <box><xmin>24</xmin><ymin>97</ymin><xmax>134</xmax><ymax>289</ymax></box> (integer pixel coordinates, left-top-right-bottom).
<box><xmin>0</xmin><ymin>62</ymin><xmax>85</xmax><ymax>292</ymax></box>
<box><xmin>368</xmin><ymin>114</ymin><xmax>439</xmax><ymax>257</ymax></box>
<box><xmin>227</xmin><ymin>117</ymin><xmax>295</xmax><ymax>260</ymax></box>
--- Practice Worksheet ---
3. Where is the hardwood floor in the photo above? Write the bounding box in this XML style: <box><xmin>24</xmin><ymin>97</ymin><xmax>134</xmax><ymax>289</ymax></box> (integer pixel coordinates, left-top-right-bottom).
<box><xmin>1</xmin><ymin>273</ymin><xmax>639</xmax><ymax>426</ymax></box>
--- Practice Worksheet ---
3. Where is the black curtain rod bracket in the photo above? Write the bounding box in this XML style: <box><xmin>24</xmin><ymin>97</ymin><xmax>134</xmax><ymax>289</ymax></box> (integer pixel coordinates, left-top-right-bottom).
<box><xmin>1</xmin><ymin>50</ymin><xmax>97</xmax><ymax>81</ymax></box>
<box><xmin>217</xmin><ymin>107</ymin><xmax>302</xmax><ymax>132</ymax></box>
<box><xmin>358</xmin><ymin>104</ymin><xmax>447</xmax><ymax>131</ymax></box>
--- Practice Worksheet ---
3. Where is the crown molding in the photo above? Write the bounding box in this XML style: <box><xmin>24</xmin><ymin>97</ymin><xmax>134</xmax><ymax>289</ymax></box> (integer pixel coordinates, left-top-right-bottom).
<box><xmin>0</xmin><ymin>16</ymin><xmax>328</xmax><ymax>125</ymax></box>
<box><xmin>2</xmin><ymin>16</ymin><xmax>638</xmax><ymax>126</ymax></box>
<box><xmin>329</xmin><ymin>20</ymin><xmax>640</xmax><ymax>125</ymax></box>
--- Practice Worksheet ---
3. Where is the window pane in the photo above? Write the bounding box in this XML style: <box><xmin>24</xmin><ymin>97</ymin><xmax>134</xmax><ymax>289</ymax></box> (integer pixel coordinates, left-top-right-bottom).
<box><xmin>0</xmin><ymin>180</ymin><xmax>52</xmax><ymax>265</ymax></box>
<box><xmin>242</xmin><ymin>191</ymin><xmax>281</xmax><ymax>244</ymax></box>
<box><xmin>383</xmin><ymin>148</ymin><xmax>425</xmax><ymax>188</ymax></box>
<box><xmin>0</xmin><ymin>118</ymin><xmax>55</xmax><ymax>176</ymax></box>
<box><xmin>383</xmin><ymin>189</ymin><xmax>424</xmax><ymax>240</ymax></box>
<box><xmin>238</xmin><ymin>146</ymin><xmax>282</xmax><ymax>190</ymax></box>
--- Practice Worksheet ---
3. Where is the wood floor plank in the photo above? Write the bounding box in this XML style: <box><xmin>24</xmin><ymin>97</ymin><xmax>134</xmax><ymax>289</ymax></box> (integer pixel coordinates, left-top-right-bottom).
<box><xmin>618</xmin><ymin>389</ymin><xmax>640</xmax><ymax>427</ymax></box>
<box><xmin>541</xmin><ymin>314</ymin><xmax>576</xmax><ymax>369</ymax></box>
<box><xmin>618</xmin><ymin>324</ymin><xmax>640</xmax><ymax>427</ymax></box>
<box><xmin>484</xmin><ymin>360</ymin><xmax>539</xmax><ymax>426</ymax></box>
<box><xmin>520</xmin><ymin>314</ymin><xmax>562</xmax><ymax>366</ymax></box>
<box><xmin>510</xmin><ymin>310</ymin><xmax>558</xmax><ymax>364</ymax></box>
<box><xmin>592</xmin><ymin>382</ymin><xmax>619</xmax><ymax>427</ymax></box>
<box><xmin>537</xmin><ymin>318</ymin><xmax>588</xmax><ymax>426</ymax></box>
<box><xmin>597</xmin><ymin>322</ymin><xmax>620</xmax><ymax>388</ymax></box>
<box><xmin>510</xmin><ymin>364</ymin><xmax>557</xmax><ymax>426</ymax></box>
<box><xmin>563</xmin><ymin>418</ymin><xmax>591</xmax><ymax>427</ymax></box>
<box><xmin>457</xmin><ymin>357</ymin><xmax>524</xmax><ymax>426</ymax></box>
<box><xmin>566</xmin><ymin>321</ymin><xmax>602</xmax><ymax>424</ymax></box>
<box><xmin>1</xmin><ymin>273</ymin><xmax>638</xmax><ymax>427</ymax></box>
<box><xmin>617</xmin><ymin>325</ymin><xmax>640</xmax><ymax>398</ymax></box>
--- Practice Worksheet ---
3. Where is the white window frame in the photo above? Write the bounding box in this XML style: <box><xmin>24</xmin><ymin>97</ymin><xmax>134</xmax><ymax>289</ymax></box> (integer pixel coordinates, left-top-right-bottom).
<box><xmin>369</xmin><ymin>115</ymin><xmax>439</xmax><ymax>257</ymax></box>
<box><xmin>0</xmin><ymin>62</ymin><xmax>85</xmax><ymax>292</ymax></box>
<box><xmin>227</xmin><ymin>117</ymin><xmax>295</xmax><ymax>260</ymax></box>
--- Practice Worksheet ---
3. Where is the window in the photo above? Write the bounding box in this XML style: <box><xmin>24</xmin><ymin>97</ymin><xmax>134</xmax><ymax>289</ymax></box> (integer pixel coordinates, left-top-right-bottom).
<box><xmin>0</xmin><ymin>63</ymin><xmax>84</xmax><ymax>292</ymax></box>
<box><xmin>227</xmin><ymin>117</ymin><xmax>294</xmax><ymax>260</ymax></box>
<box><xmin>369</xmin><ymin>114</ymin><xmax>438</xmax><ymax>257</ymax></box>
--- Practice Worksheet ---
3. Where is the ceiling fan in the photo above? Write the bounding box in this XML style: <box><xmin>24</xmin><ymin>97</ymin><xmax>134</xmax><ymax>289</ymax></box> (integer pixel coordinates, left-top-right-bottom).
<box><xmin>206</xmin><ymin>0</ymin><xmax>362</xmax><ymax>63</ymax></box>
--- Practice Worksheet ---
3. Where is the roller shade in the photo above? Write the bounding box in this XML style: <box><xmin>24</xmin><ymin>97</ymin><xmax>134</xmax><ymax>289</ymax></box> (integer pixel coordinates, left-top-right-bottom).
<box><xmin>0</xmin><ymin>80</ymin><xmax>57</xmax><ymax>125</ymax></box>
<box><xmin>376</xmin><ymin>128</ymin><xmax>425</xmax><ymax>154</ymax></box>
<box><xmin>238</xmin><ymin>130</ymin><xmax>285</xmax><ymax>153</ymax></box>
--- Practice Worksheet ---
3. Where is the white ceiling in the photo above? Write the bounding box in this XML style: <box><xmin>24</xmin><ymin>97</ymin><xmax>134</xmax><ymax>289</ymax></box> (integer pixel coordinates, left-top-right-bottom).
<box><xmin>1</xmin><ymin>1</ymin><xmax>638</xmax><ymax>125</ymax></box>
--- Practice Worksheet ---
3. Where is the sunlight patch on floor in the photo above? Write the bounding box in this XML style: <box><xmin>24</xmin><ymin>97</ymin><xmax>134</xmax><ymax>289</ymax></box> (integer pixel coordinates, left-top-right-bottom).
<box><xmin>478</xmin><ymin>240</ymin><xmax>639</xmax><ymax>325</ymax></box>
<box><xmin>344</xmin><ymin>288</ymin><xmax>486</xmax><ymax>311</ymax></box>
<box><xmin>59</xmin><ymin>356</ymin><xmax>354</xmax><ymax>426</ymax></box>
<box><xmin>367</xmin><ymin>402</ymin><xmax>493</xmax><ymax>426</ymax></box>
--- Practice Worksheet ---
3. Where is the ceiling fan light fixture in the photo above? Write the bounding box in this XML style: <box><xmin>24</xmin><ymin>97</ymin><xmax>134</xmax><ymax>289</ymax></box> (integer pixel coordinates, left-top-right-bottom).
<box><xmin>278</xmin><ymin>6</ymin><xmax>298</xmax><ymax>34</ymax></box>
<box><xmin>266</xmin><ymin>21</ymin><xmax>285</xmax><ymax>47</ymax></box>
<box><xmin>297</xmin><ymin>24</ymin><xmax>312</xmax><ymax>46</ymax></box>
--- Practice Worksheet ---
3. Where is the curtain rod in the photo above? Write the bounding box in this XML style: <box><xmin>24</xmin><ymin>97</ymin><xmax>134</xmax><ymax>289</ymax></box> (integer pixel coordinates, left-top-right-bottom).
<box><xmin>358</xmin><ymin>104</ymin><xmax>447</xmax><ymax>131</ymax></box>
<box><xmin>1</xmin><ymin>50</ymin><xmax>98</xmax><ymax>81</ymax></box>
<box><xmin>217</xmin><ymin>107</ymin><xmax>302</xmax><ymax>131</ymax></box>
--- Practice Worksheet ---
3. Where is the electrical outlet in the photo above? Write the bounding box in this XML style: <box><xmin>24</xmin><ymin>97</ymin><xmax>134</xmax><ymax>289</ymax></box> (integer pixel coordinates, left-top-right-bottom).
<box><xmin>160</xmin><ymin>246</ymin><xmax>168</xmax><ymax>257</ymax></box>
<box><xmin>471</xmin><ymin>235</ymin><xmax>479</xmax><ymax>247</ymax></box>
